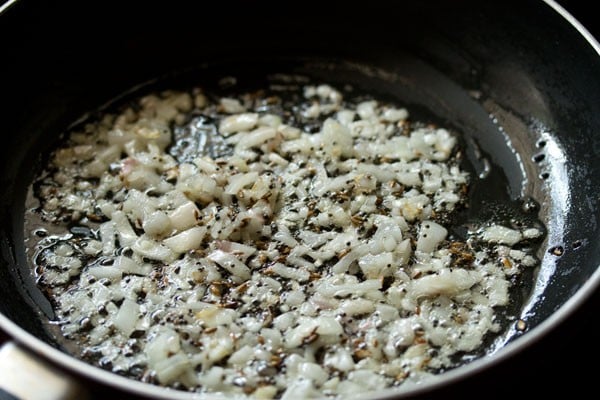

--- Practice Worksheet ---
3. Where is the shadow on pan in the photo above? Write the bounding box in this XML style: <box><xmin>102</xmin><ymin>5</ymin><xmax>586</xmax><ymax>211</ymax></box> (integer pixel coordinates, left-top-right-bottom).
<box><xmin>1</xmin><ymin>0</ymin><xmax>599</xmax><ymax>398</ymax></box>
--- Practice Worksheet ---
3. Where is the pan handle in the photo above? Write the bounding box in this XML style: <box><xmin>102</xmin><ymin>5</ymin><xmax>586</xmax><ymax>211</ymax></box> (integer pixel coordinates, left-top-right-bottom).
<box><xmin>0</xmin><ymin>342</ymin><xmax>89</xmax><ymax>400</ymax></box>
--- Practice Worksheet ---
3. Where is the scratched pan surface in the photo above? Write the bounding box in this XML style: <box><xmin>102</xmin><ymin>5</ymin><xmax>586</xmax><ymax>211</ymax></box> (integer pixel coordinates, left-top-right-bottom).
<box><xmin>1</xmin><ymin>0</ymin><xmax>599</xmax><ymax>399</ymax></box>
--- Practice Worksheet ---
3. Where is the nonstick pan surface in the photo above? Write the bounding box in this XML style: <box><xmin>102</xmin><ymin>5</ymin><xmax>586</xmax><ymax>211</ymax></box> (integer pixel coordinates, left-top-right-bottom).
<box><xmin>1</xmin><ymin>0</ymin><xmax>599</xmax><ymax>398</ymax></box>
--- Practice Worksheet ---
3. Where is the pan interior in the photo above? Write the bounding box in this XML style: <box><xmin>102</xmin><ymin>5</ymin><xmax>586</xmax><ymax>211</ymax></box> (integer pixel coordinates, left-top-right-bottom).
<box><xmin>17</xmin><ymin>58</ymin><xmax>548</xmax><ymax>379</ymax></box>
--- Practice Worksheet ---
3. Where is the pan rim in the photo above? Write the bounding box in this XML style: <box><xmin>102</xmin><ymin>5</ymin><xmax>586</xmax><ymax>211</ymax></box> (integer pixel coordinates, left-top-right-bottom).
<box><xmin>1</xmin><ymin>0</ymin><xmax>599</xmax><ymax>398</ymax></box>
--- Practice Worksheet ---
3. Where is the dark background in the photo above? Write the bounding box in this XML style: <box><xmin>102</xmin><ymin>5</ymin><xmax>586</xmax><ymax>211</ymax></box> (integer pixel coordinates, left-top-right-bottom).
<box><xmin>1</xmin><ymin>1</ymin><xmax>599</xmax><ymax>399</ymax></box>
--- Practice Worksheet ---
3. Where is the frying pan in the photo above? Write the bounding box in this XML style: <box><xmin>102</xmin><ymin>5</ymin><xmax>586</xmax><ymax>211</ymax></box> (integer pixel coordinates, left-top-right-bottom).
<box><xmin>1</xmin><ymin>0</ymin><xmax>599</xmax><ymax>398</ymax></box>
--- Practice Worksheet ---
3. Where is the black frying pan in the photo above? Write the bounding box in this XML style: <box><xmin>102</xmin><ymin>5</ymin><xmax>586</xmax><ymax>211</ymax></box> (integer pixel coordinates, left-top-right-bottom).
<box><xmin>1</xmin><ymin>0</ymin><xmax>599</xmax><ymax>399</ymax></box>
